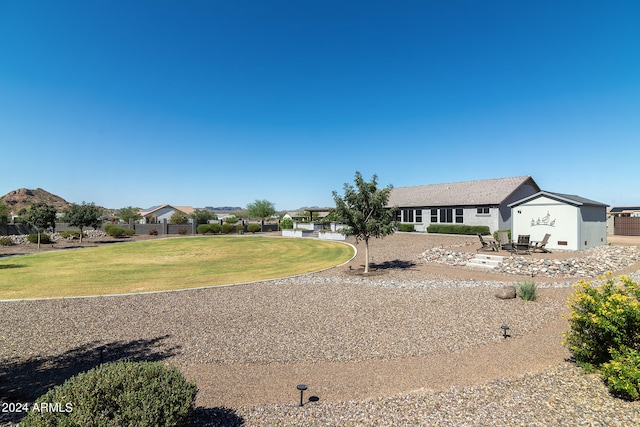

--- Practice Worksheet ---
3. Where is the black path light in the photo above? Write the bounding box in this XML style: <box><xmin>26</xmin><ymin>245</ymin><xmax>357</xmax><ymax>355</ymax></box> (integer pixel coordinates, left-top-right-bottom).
<box><xmin>501</xmin><ymin>325</ymin><xmax>510</xmax><ymax>339</ymax></box>
<box><xmin>297</xmin><ymin>384</ymin><xmax>308</xmax><ymax>407</ymax></box>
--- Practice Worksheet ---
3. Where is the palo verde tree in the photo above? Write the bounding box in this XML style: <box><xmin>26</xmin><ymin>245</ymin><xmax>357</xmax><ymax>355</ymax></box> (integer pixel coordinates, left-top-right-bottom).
<box><xmin>20</xmin><ymin>202</ymin><xmax>57</xmax><ymax>249</ymax></box>
<box><xmin>190</xmin><ymin>209</ymin><xmax>218</xmax><ymax>225</ymax></box>
<box><xmin>64</xmin><ymin>202</ymin><xmax>103</xmax><ymax>243</ymax></box>
<box><xmin>332</xmin><ymin>171</ymin><xmax>398</xmax><ymax>273</ymax></box>
<box><xmin>118</xmin><ymin>206</ymin><xmax>142</xmax><ymax>224</ymax></box>
<box><xmin>246</xmin><ymin>199</ymin><xmax>276</xmax><ymax>221</ymax></box>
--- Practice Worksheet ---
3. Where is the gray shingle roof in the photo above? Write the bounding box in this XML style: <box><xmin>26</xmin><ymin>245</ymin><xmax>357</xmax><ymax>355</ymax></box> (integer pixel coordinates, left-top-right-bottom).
<box><xmin>509</xmin><ymin>191</ymin><xmax>608</xmax><ymax>208</ymax></box>
<box><xmin>388</xmin><ymin>176</ymin><xmax>537</xmax><ymax>207</ymax></box>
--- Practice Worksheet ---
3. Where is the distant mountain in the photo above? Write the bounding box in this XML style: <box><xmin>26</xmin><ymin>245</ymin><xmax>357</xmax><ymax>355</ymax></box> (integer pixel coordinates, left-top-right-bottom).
<box><xmin>203</xmin><ymin>206</ymin><xmax>243</xmax><ymax>212</ymax></box>
<box><xmin>1</xmin><ymin>188</ymin><xmax>71</xmax><ymax>214</ymax></box>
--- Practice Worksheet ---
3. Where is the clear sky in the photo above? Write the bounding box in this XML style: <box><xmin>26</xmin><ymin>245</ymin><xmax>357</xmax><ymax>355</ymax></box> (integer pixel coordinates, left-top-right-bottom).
<box><xmin>1</xmin><ymin>1</ymin><xmax>639</xmax><ymax>211</ymax></box>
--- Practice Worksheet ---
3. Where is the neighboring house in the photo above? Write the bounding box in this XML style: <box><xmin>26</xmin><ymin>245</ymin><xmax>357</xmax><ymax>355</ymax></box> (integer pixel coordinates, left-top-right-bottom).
<box><xmin>607</xmin><ymin>206</ymin><xmax>640</xmax><ymax>236</ymax></box>
<box><xmin>139</xmin><ymin>205</ymin><xmax>195</xmax><ymax>224</ymax></box>
<box><xmin>282</xmin><ymin>209</ymin><xmax>331</xmax><ymax>222</ymax></box>
<box><xmin>509</xmin><ymin>191</ymin><xmax>608</xmax><ymax>251</ymax></box>
<box><xmin>387</xmin><ymin>176</ymin><xmax>540</xmax><ymax>233</ymax></box>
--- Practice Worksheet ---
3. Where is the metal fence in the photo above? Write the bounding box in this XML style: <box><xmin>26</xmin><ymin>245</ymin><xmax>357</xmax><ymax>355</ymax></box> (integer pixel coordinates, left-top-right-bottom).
<box><xmin>614</xmin><ymin>216</ymin><xmax>640</xmax><ymax>236</ymax></box>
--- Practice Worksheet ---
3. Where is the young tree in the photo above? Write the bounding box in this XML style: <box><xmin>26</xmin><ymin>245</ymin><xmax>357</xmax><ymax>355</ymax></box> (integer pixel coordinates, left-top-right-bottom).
<box><xmin>246</xmin><ymin>199</ymin><xmax>276</xmax><ymax>220</ymax></box>
<box><xmin>332</xmin><ymin>171</ymin><xmax>398</xmax><ymax>273</ymax></box>
<box><xmin>190</xmin><ymin>209</ymin><xmax>218</xmax><ymax>225</ymax></box>
<box><xmin>21</xmin><ymin>203</ymin><xmax>57</xmax><ymax>249</ymax></box>
<box><xmin>170</xmin><ymin>210</ymin><xmax>189</xmax><ymax>224</ymax></box>
<box><xmin>65</xmin><ymin>202</ymin><xmax>103</xmax><ymax>243</ymax></box>
<box><xmin>0</xmin><ymin>199</ymin><xmax>8</xmax><ymax>225</ymax></box>
<box><xmin>118</xmin><ymin>206</ymin><xmax>142</xmax><ymax>224</ymax></box>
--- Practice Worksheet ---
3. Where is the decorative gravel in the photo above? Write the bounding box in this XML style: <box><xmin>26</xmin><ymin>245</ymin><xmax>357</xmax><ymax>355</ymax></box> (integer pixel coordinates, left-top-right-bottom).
<box><xmin>1</xmin><ymin>233</ymin><xmax>639</xmax><ymax>426</ymax></box>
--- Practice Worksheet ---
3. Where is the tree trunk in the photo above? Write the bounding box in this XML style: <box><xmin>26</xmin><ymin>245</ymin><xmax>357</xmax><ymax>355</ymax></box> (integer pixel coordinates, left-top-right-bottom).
<box><xmin>37</xmin><ymin>231</ymin><xmax>41</xmax><ymax>249</ymax></box>
<box><xmin>364</xmin><ymin>239</ymin><xmax>370</xmax><ymax>273</ymax></box>
<box><xmin>79</xmin><ymin>227</ymin><xmax>83</xmax><ymax>243</ymax></box>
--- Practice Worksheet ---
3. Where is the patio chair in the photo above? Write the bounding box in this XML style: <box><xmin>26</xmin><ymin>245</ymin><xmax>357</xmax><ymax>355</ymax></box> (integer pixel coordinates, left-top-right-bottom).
<box><xmin>496</xmin><ymin>231</ymin><xmax>513</xmax><ymax>251</ymax></box>
<box><xmin>476</xmin><ymin>234</ymin><xmax>499</xmax><ymax>252</ymax></box>
<box><xmin>531</xmin><ymin>233</ymin><xmax>552</xmax><ymax>253</ymax></box>
<box><xmin>513</xmin><ymin>235</ymin><xmax>531</xmax><ymax>255</ymax></box>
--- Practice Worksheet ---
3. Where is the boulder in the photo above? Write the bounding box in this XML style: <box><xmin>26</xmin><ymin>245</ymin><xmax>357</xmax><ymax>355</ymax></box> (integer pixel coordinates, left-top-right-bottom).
<box><xmin>495</xmin><ymin>286</ymin><xmax>517</xmax><ymax>299</ymax></box>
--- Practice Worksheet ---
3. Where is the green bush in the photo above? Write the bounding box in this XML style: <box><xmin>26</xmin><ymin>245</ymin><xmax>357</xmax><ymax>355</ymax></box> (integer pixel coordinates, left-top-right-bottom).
<box><xmin>0</xmin><ymin>237</ymin><xmax>12</xmax><ymax>246</ymax></box>
<box><xmin>19</xmin><ymin>361</ymin><xmax>198</xmax><ymax>427</ymax></box>
<box><xmin>235</xmin><ymin>225</ymin><xmax>245</xmax><ymax>233</ymax></box>
<box><xmin>493</xmin><ymin>229</ymin><xmax>511</xmax><ymax>241</ymax></box>
<box><xmin>221</xmin><ymin>223</ymin><xmax>234</xmax><ymax>234</ymax></box>
<box><xmin>247</xmin><ymin>223</ymin><xmax>261</xmax><ymax>233</ymax></box>
<box><xmin>124</xmin><ymin>228</ymin><xmax>135</xmax><ymax>236</ymax></box>
<box><xmin>106</xmin><ymin>226</ymin><xmax>125</xmax><ymax>237</ymax></box>
<box><xmin>103</xmin><ymin>224</ymin><xmax>114</xmax><ymax>234</ymax></box>
<box><xmin>197</xmin><ymin>224</ymin><xmax>211</xmax><ymax>234</ymax></box>
<box><xmin>517</xmin><ymin>281</ymin><xmax>537</xmax><ymax>301</ymax></box>
<box><xmin>208</xmin><ymin>223</ymin><xmax>221</xmax><ymax>234</ymax></box>
<box><xmin>398</xmin><ymin>223</ymin><xmax>415</xmax><ymax>232</ymax></box>
<box><xmin>601</xmin><ymin>345</ymin><xmax>640</xmax><ymax>400</ymax></box>
<box><xmin>426</xmin><ymin>224</ymin><xmax>490</xmax><ymax>235</ymax></box>
<box><xmin>280</xmin><ymin>218</ymin><xmax>294</xmax><ymax>229</ymax></box>
<box><xmin>564</xmin><ymin>275</ymin><xmax>640</xmax><ymax>369</ymax></box>
<box><xmin>27</xmin><ymin>233</ymin><xmax>51</xmax><ymax>244</ymax></box>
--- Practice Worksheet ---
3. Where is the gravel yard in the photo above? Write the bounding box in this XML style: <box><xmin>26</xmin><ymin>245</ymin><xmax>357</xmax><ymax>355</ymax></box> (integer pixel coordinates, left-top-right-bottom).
<box><xmin>1</xmin><ymin>233</ymin><xmax>639</xmax><ymax>426</ymax></box>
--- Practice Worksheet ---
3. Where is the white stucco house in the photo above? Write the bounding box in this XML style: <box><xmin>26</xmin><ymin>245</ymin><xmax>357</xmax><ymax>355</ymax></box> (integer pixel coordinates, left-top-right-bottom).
<box><xmin>387</xmin><ymin>176</ymin><xmax>540</xmax><ymax>233</ymax></box>
<box><xmin>509</xmin><ymin>191</ymin><xmax>608</xmax><ymax>251</ymax></box>
<box><xmin>139</xmin><ymin>205</ymin><xmax>195</xmax><ymax>224</ymax></box>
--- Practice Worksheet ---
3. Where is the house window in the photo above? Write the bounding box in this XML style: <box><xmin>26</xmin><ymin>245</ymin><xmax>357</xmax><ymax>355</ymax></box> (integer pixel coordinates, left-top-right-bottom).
<box><xmin>403</xmin><ymin>209</ymin><xmax>414</xmax><ymax>223</ymax></box>
<box><xmin>430</xmin><ymin>209</ymin><xmax>438</xmax><ymax>223</ymax></box>
<box><xmin>415</xmin><ymin>209</ymin><xmax>422</xmax><ymax>222</ymax></box>
<box><xmin>440</xmin><ymin>208</ymin><xmax>453</xmax><ymax>223</ymax></box>
<box><xmin>456</xmin><ymin>208</ymin><xmax>464</xmax><ymax>223</ymax></box>
<box><xmin>395</xmin><ymin>210</ymin><xmax>401</xmax><ymax>222</ymax></box>
<box><xmin>476</xmin><ymin>207</ymin><xmax>490</xmax><ymax>215</ymax></box>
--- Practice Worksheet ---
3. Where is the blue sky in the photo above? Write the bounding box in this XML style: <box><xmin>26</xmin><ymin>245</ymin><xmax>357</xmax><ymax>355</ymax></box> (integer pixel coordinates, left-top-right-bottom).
<box><xmin>1</xmin><ymin>1</ymin><xmax>639</xmax><ymax>211</ymax></box>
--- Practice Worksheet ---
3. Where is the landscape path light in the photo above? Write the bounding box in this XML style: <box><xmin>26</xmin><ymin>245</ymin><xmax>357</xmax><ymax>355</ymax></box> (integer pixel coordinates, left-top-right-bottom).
<box><xmin>501</xmin><ymin>325</ymin><xmax>510</xmax><ymax>339</ymax></box>
<box><xmin>297</xmin><ymin>384</ymin><xmax>308</xmax><ymax>407</ymax></box>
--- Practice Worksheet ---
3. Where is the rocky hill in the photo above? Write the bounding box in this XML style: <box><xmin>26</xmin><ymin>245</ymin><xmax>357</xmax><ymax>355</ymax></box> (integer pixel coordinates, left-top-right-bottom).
<box><xmin>1</xmin><ymin>188</ymin><xmax>71</xmax><ymax>213</ymax></box>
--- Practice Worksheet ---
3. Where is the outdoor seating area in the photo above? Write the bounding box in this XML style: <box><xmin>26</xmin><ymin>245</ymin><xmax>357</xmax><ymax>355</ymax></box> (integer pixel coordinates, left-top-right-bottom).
<box><xmin>477</xmin><ymin>232</ymin><xmax>552</xmax><ymax>255</ymax></box>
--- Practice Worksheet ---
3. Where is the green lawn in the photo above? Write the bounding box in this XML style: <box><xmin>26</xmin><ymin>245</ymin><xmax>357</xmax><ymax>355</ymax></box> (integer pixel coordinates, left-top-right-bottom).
<box><xmin>0</xmin><ymin>236</ymin><xmax>354</xmax><ymax>299</ymax></box>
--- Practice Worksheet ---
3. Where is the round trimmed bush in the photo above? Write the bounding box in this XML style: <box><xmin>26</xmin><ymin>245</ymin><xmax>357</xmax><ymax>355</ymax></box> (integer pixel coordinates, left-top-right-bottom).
<box><xmin>123</xmin><ymin>228</ymin><xmax>135</xmax><ymax>236</ymax></box>
<box><xmin>27</xmin><ymin>233</ymin><xmax>51</xmax><ymax>244</ymax></box>
<box><xmin>209</xmin><ymin>223</ymin><xmax>221</xmax><ymax>234</ymax></box>
<box><xmin>247</xmin><ymin>223</ymin><xmax>261</xmax><ymax>233</ymax></box>
<box><xmin>221</xmin><ymin>223</ymin><xmax>234</xmax><ymax>234</ymax></box>
<box><xmin>197</xmin><ymin>224</ymin><xmax>210</xmax><ymax>234</ymax></box>
<box><xmin>19</xmin><ymin>361</ymin><xmax>198</xmax><ymax>427</ymax></box>
<box><xmin>106</xmin><ymin>226</ymin><xmax>125</xmax><ymax>237</ymax></box>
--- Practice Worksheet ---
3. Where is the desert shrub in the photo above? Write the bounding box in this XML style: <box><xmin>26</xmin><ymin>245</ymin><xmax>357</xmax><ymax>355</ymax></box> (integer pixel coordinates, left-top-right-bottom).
<box><xmin>564</xmin><ymin>275</ymin><xmax>640</xmax><ymax>370</ymax></box>
<box><xmin>601</xmin><ymin>345</ymin><xmax>640</xmax><ymax>400</ymax></box>
<box><xmin>148</xmin><ymin>228</ymin><xmax>158</xmax><ymax>236</ymax></box>
<box><xmin>197</xmin><ymin>224</ymin><xmax>211</xmax><ymax>234</ymax></box>
<box><xmin>0</xmin><ymin>237</ymin><xmax>12</xmax><ymax>246</ymax></box>
<box><xmin>221</xmin><ymin>223</ymin><xmax>234</xmax><ymax>234</ymax></box>
<box><xmin>27</xmin><ymin>233</ymin><xmax>51</xmax><ymax>244</ymax></box>
<box><xmin>426</xmin><ymin>224</ymin><xmax>490</xmax><ymax>235</ymax></box>
<box><xmin>493</xmin><ymin>229</ymin><xmax>511</xmax><ymax>241</ymax></box>
<box><xmin>178</xmin><ymin>227</ymin><xmax>188</xmax><ymax>235</ymax></box>
<box><xmin>517</xmin><ymin>281</ymin><xmax>537</xmax><ymax>301</ymax></box>
<box><xmin>103</xmin><ymin>224</ymin><xmax>114</xmax><ymax>234</ymax></box>
<box><xmin>398</xmin><ymin>223</ymin><xmax>415</xmax><ymax>232</ymax></box>
<box><xmin>123</xmin><ymin>228</ymin><xmax>135</xmax><ymax>236</ymax></box>
<box><xmin>280</xmin><ymin>218</ymin><xmax>294</xmax><ymax>229</ymax></box>
<box><xmin>247</xmin><ymin>223</ymin><xmax>261</xmax><ymax>233</ymax></box>
<box><xmin>208</xmin><ymin>223</ymin><xmax>221</xmax><ymax>234</ymax></box>
<box><xmin>19</xmin><ymin>361</ymin><xmax>198</xmax><ymax>427</ymax></box>
<box><xmin>235</xmin><ymin>225</ymin><xmax>245</xmax><ymax>233</ymax></box>
<box><xmin>106</xmin><ymin>226</ymin><xmax>125</xmax><ymax>237</ymax></box>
